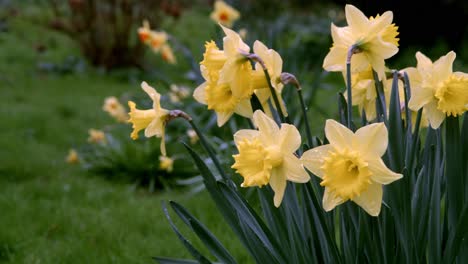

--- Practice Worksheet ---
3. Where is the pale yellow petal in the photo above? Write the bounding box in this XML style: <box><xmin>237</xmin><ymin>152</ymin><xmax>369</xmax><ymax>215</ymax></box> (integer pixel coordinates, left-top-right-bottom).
<box><xmin>324</xmin><ymin>119</ymin><xmax>353</xmax><ymax>151</ymax></box>
<box><xmin>353</xmin><ymin>122</ymin><xmax>388</xmax><ymax>158</ymax></box>
<box><xmin>216</xmin><ymin>111</ymin><xmax>233</xmax><ymax>127</ymax></box>
<box><xmin>425</xmin><ymin>100</ymin><xmax>446</xmax><ymax>129</ymax></box>
<box><xmin>278</xmin><ymin>124</ymin><xmax>301</xmax><ymax>153</ymax></box>
<box><xmin>322</xmin><ymin>188</ymin><xmax>345</xmax><ymax>212</ymax></box>
<box><xmin>415</xmin><ymin>51</ymin><xmax>433</xmax><ymax>71</ymax></box>
<box><xmin>270</xmin><ymin>168</ymin><xmax>287</xmax><ymax>207</ymax></box>
<box><xmin>193</xmin><ymin>82</ymin><xmax>207</xmax><ymax>104</ymax></box>
<box><xmin>233</xmin><ymin>129</ymin><xmax>259</xmax><ymax>145</ymax></box>
<box><xmin>141</xmin><ymin>81</ymin><xmax>162</xmax><ymax>109</ymax></box>
<box><xmin>366</xmin><ymin>53</ymin><xmax>386</xmax><ymax>80</ymax></box>
<box><xmin>408</xmin><ymin>85</ymin><xmax>434</xmax><ymax>111</ymax></box>
<box><xmin>300</xmin><ymin>144</ymin><xmax>331</xmax><ymax>179</ymax></box>
<box><xmin>234</xmin><ymin>99</ymin><xmax>253</xmax><ymax>118</ymax></box>
<box><xmin>323</xmin><ymin>46</ymin><xmax>347</xmax><ymax>72</ymax></box>
<box><xmin>345</xmin><ymin>4</ymin><xmax>369</xmax><ymax>33</ymax></box>
<box><xmin>352</xmin><ymin>182</ymin><xmax>383</xmax><ymax>216</ymax></box>
<box><xmin>433</xmin><ymin>51</ymin><xmax>456</xmax><ymax>83</ymax></box>
<box><xmin>281</xmin><ymin>153</ymin><xmax>310</xmax><ymax>183</ymax></box>
<box><xmin>252</xmin><ymin>110</ymin><xmax>279</xmax><ymax>144</ymax></box>
<box><xmin>145</xmin><ymin>118</ymin><xmax>163</xmax><ymax>138</ymax></box>
<box><xmin>368</xmin><ymin>158</ymin><xmax>403</xmax><ymax>184</ymax></box>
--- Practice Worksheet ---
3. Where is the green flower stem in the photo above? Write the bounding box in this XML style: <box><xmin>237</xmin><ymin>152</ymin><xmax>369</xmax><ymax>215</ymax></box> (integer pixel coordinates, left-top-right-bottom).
<box><xmin>346</xmin><ymin>48</ymin><xmax>353</xmax><ymax>130</ymax></box>
<box><xmin>297</xmin><ymin>88</ymin><xmax>314</xmax><ymax>148</ymax></box>
<box><xmin>407</xmin><ymin>109</ymin><xmax>422</xmax><ymax>174</ymax></box>
<box><xmin>402</xmin><ymin>72</ymin><xmax>412</xmax><ymax>130</ymax></box>
<box><xmin>445</xmin><ymin>115</ymin><xmax>463</xmax><ymax>228</ymax></box>
<box><xmin>373</xmin><ymin>70</ymin><xmax>388</xmax><ymax>124</ymax></box>
<box><xmin>188</xmin><ymin>119</ymin><xmax>229</xmax><ymax>182</ymax></box>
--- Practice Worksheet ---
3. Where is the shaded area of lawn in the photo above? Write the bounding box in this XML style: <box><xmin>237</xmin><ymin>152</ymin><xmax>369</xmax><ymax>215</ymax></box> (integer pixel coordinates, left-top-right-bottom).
<box><xmin>0</xmin><ymin>5</ymin><xmax>250</xmax><ymax>264</ymax></box>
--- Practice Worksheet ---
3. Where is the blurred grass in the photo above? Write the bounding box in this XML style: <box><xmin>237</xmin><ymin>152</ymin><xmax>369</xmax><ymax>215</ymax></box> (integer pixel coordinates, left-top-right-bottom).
<box><xmin>0</xmin><ymin>4</ymin><xmax>250</xmax><ymax>263</ymax></box>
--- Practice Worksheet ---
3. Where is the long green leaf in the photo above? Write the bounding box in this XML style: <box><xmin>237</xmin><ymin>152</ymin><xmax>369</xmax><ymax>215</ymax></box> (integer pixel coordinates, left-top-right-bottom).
<box><xmin>169</xmin><ymin>201</ymin><xmax>237</xmax><ymax>264</ymax></box>
<box><xmin>153</xmin><ymin>257</ymin><xmax>199</xmax><ymax>264</ymax></box>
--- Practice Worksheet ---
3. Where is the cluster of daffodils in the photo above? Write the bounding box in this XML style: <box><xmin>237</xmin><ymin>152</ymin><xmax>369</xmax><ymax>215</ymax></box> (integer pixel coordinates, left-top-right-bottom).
<box><xmin>125</xmin><ymin>4</ymin><xmax>467</xmax><ymax>218</ymax></box>
<box><xmin>138</xmin><ymin>20</ymin><xmax>176</xmax><ymax>64</ymax></box>
<box><xmin>194</xmin><ymin>25</ymin><xmax>285</xmax><ymax>126</ymax></box>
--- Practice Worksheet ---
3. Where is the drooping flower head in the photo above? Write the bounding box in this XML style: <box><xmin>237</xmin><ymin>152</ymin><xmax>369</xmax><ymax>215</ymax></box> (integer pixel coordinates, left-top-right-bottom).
<box><xmin>194</xmin><ymin>41</ymin><xmax>252</xmax><ymax>126</ymax></box>
<box><xmin>232</xmin><ymin>110</ymin><xmax>310</xmax><ymax>207</ymax></box>
<box><xmin>102</xmin><ymin>96</ymin><xmax>128</xmax><ymax>123</ymax></box>
<box><xmin>301</xmin><ymin>120</ymin><xmax>402</xmax><ymax>216</ymax></box>
<box><xmin>210</xmin><ymin>0</ymin><xmax>240</xmax><ymax>27</ymax></box>
<box><xmin>159</xmin><ymin>156</ymin><xmax>174</xmax><ymax>173</ymax></box>
<box><xmin>323</xmin><ymin>4</ymin><xmax>399</xmax><ymax>80</ymax></box>
<box><xmin>128</xmin><ymin>82</ymin><xmax>170</xmax><ymax>156</ymax></box>
<box><xmin>66</xmin><ymin>149</ymin><xmax>79</xmax><ymax>164</ymax></box>
<box><xmin>149</xmin><ymin>31</ymin><xmax>168</xmax><ymax>52</ymax></box>
<box><xmin>251</xmin><ymin>40</ymin><xmax>288</xmax><ymax>117</ymax></box>
<box><xmin>138</xmin><ymin>20</ymin><xmax>152</xmax><ymax>44</ymax></box>
<box><xmin>87</xmin><ymin>129</ymin><xmax>106</xmax><ymax>144</ymax></box>
<box><xmin>407</xmin><ymin>51</ymin><xmax>468</xmax><ymax>128</ymax></box>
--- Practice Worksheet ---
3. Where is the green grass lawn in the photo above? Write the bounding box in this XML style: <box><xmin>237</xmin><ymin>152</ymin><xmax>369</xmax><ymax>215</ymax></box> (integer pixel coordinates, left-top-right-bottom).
<box><xmin>0</xmin><ymin>5</ymin><xmax>250</xmax><ymax>264</ymax></box>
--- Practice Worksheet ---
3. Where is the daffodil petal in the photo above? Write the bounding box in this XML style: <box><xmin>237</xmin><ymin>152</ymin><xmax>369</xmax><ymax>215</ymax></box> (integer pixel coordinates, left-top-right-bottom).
<box><xmin>194</xmin><ymin>82</ymin><xmax>207</xmax><ymax>104</ymax></box>
<box><xmin>233</xmin><ymin>129</ymin><xmax>259</xmax><ymax>145</ymax></box>
<box><xmin>325</xmin><ymin>119</ymin><xmax>353</xmax><ymax>151</ymax></box>
<box><xmin>253</xmin><ymin>110</ymin><xmax>279</xmax><ymax>144</ymax></box>
<box><xmin>278</xmin><ymin>124</ymin><xmax>301</xmax><ymax>153</ymax></box>
<box><xmin>322</xmin><ymin>188</ymin><xmax>345</xmax><ymax>212</ymax></box>
<box><xmin>415</xmin><ymin>51</ymin><xmax>433</xmax><ymax>71</ymax></box>
<box><xmin>234</xmin><ymin>99</ymin><xmax>253</xmax><ymax>118</ymax></box>
<box><xmin>433</xmin><ymin>51</ymin><xmax>455</xmax><ymax>84</ymax></box>
<box><xmin>300</xmin><ymin>144</ymin><xmax>331</xmax><ymax>178</ymax></box>
<box><xmin>352</xmin><ymin>182</ymin><xmax>383</xmax><ymax>216</ymax></box>
<box><xmin>270</xmin><ymin>168</ymin><xmax>287</xmax><ymax>207</ymax></box>
<box><xmin>217</xmin><ymin>111</ymin><xmax>233</xmax><ymax>127</ymax></box>
<box><xmin>282</xmin><ymin>154</ymin><xmax>310</xmax><ymax>183</ymax></box>
<box><xmin>323</xmin><ymin>46</ymin><xmax>347</xmax><ymax>72</ymax></box>
<box><xmin>141</xmin><ymin>81</ymin><xmax>163</xmax><ymax>110</ymax></box>
<box><xmin>368</xmin><ymin>158</ymin><xmax>403</xmax><ymax>184</ymax></box>
<box><xmin>345</xmin><ymin>4</ymin><xmax>368</xmax><ymax>33</ymax></box>
<box><xmin>353</xmin><ymin>122</ymin><xmax>388</xmax><ymax>158</ymax></box>
<box><xmin>145</xmin><ymin>118</ymin><xmax>163</xmax><ymax>138</ymax></box>
<box><xmin>160</xmin><ymin>127</ymin><xmax>166</xmax><ymax>156</ymax></box>
<box><xmin>408</xmin><ymin>85</ymin><xmax>433</xmax><ymax>111</ymax></box>
<box><xmin>425</xmin><ymin>100</ymin><xmax>445</xmax><ymax>129</ymax></box>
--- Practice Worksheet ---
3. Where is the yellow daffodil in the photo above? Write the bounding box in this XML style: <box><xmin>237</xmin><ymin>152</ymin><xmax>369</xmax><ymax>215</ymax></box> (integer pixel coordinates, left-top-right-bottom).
<box><xmin>159</xmin><ymin>156</ymin><xmax>174</xmax><ymax>173</ymax></box>
<box><xmin>160</xmin><ymin>44</ymin><xmax>176</xmax><ymax>64</ymax></box>
<box><xmin>87</xmin><ymin>129</ymin><xmax>106</xmax><ymax>144</ymax></box>
<box><xmin>149</xmin><ymin>31</ymin><xmax>168</xmax><ymax>52</ymax></box>
<box><xmin>251</xmin><ymin>40</ymin><xmax>288</xmax><ymax>117</ymax></box>
<box><xmin>301</xmin><ymin>120</ymin><xmax>402</xmax><ymax>216</ymax></box>
<box><xmin>102</xmin><ymin>96</ymin><xmax>128</xmax><ymax>123</ymax></box>
<box><xmin>128</xmin><ymin>82</ymin><xmax>169</xmax><ymax>156</ymax></box>
<box><xmin>218</xmin><ymin>25</ymin><xmax>253</xmax><ymax>100</ymax></box>
<box><xmin>344</xmin><ymin>66</ymin><xmax>378</xmax><ymax>120</ymax></box>
<box><xmin>66</xmin><ymin>149</ymin><xmax>79</xmax><ymax>164</ymax></box>
<box><xmin>138</xmin><ymin>20</ymin><xmax>152</xmax><ymax>44</ymax></box>
<box><xmin>194</xmin><ymin>40</ymin><xmax>252</xmax><ymax>126</ymax></box>
<box><xmin>323</xmin><ymin>4</ymin><xmax>399</xmax><ymax>80</ymax></box>
<box><xmin>210</xmin><ymin>0</ymin><xmax>240</xmax><ymax>27</ymax></box>
<box><xmin>232</xmin><ymin>110</ymin><xmax>310</xmax><ymax>207</ymax></box>
<box><xmin>187</xmin><ymin>129</ymin><xmax>199</xmax><ymax>144</ymax></box>
<box><xmin>407</xmin><ymin>51</ymin><xmax>468</xmax><ymax>129</ymax></box>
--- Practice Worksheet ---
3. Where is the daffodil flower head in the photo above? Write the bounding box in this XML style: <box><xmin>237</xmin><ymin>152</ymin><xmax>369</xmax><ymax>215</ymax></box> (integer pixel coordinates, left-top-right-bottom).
<box><xmin>301</xmin><ymin>120</ymin><xmax>402</xmax><ymax>216</ymax></box>
<box><xmin>251</xmin><ymin>40</ymin><xmax>288</xmax><ymax>117</ymax></box>
<box><xmin>159</xmin><ymin>156</ymin><xmax>174</xmax><ymax>173</ymax></box>
<box><xmin>343</xmin><ymin>66</ymin><xmax>377</xmax><ymax>120</ymax></box>
<box><xmin>407</xmin><ymin>51</ymin><xmax>468</xmax><ymax>129</ymax></box>
<box><xmin>87</xmin><ymin>129</ymin><xmax>106</xmax><ymax>144</ymax></box>
<box><xmin>193</xmin><ymin>65</ymin><xmax>252</xmax><ymax>126</ymax></box>
<box><xmin>128</xmin><ymin>82</ymin><xmax>170</xmax><ymax>156</ymax></box>
<box><xmin>210</xmin><ymin>0</ymin><xmax>240</xmax><ymax>27</ymax></box>
<box><xmin>66</xmin><ymin>149</ymin><xmax>79</xmax><ymax>164</ymax></box>
<box><xmin>323</xmin><ymin>4</ymin><xmax>399</xmax><ymax>80</ymax></box>
<box><xmin>232</xmin><ymin>110</ymin><xmax>310</xmax><ymax>207</ymax></box>
<box><xmin>201</xmin><ymin>41</ymin><xmax>227</xmax><ymax>73</ymax></box>
<box><xmin>103</xmin><ymin>96</ymin><xmax>129</xmax><ymax>123</ymax></box>
<box><xmin>149</xmin><ymin>31</ymin><xmax>168</xmax><ymax>52</ymax></box>
<box><xmin>218</xmin><ymin>24</ymin><xmax>253</xmax><ymax>100</ymax></box>
<box><xmin>138</xmin><ymin>20</ymin><xmax>151</xmax><ymax>44</ymax></box>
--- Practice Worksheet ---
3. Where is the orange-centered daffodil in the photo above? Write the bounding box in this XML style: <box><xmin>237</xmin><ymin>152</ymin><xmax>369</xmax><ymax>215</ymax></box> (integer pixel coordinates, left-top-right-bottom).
<box><xmin>301</xmin><ymin>120</ymin><xmax>402</xmax><ymax>216</ymax></box>
<box><xmin>210</xmin><ymin>0</ymin><xmax>240</xmax><ymax>27</ymax></box>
